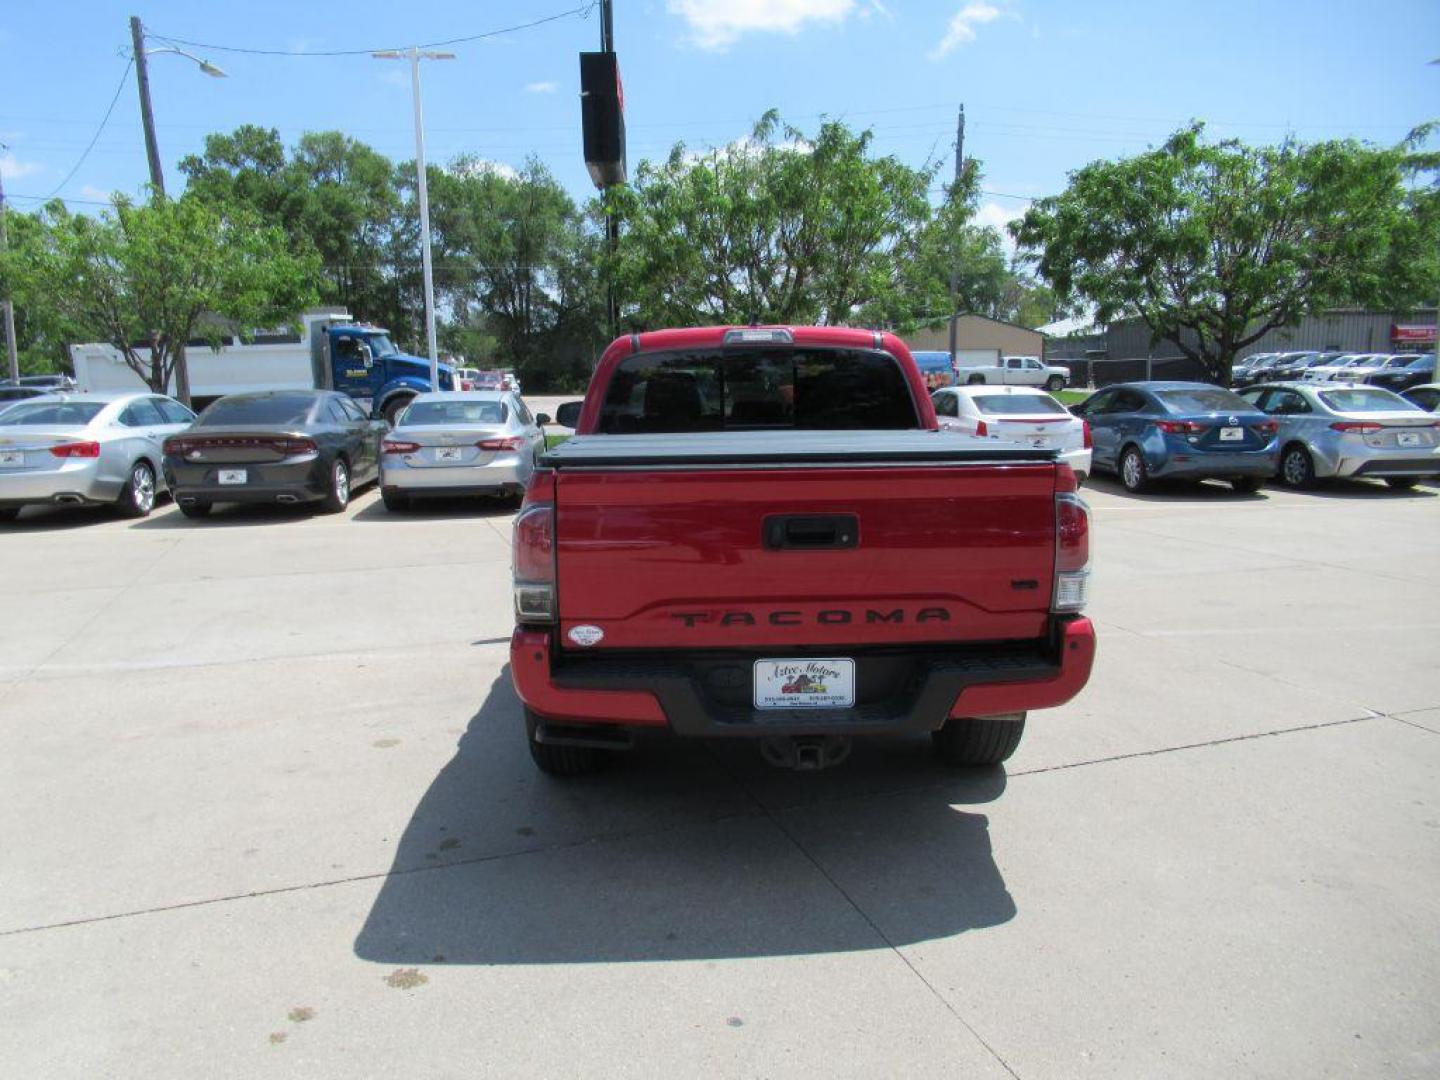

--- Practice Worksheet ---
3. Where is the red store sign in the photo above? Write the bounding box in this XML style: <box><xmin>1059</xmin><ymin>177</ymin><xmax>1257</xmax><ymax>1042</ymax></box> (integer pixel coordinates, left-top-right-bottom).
<box><xmin>1392</xmin><ymin>324</ymin><xmax>1437</xmax><ymax>345</ymax></box>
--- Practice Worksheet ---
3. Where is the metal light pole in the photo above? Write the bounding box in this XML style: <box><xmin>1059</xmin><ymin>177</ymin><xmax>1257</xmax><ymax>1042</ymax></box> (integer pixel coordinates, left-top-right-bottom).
<box><xmin>129</xmin><ymin>15</ymin><xmax>225</xmax><ymax>405</ymax></box>
<box><xmin>947</xmin><ymin>104</ymin><xmax>965</xmax><ymax>371</ymax></box>
<box><xmin>0</xmin><ymin>154</ymin><xmax>18</xmax><ymax>382</ymax></box>
<box><xmin>373</xmin><ymin>47</ymin><xmax>453</xmax><ymax>392</ymax></box>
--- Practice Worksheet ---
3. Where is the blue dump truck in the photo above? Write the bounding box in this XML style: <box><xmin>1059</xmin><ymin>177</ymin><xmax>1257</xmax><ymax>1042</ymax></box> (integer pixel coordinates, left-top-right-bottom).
<box><xmin>70</xmin><ymin>309</ymin><xmax>454</xmax><ymax>424</ymax></box>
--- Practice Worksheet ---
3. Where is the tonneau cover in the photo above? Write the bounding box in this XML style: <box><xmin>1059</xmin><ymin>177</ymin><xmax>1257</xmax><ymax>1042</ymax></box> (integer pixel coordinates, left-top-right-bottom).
<box><xmin>541</xmin><ymin>429</ymin><xmax>1057</xmax><ymax>468</ymax></box>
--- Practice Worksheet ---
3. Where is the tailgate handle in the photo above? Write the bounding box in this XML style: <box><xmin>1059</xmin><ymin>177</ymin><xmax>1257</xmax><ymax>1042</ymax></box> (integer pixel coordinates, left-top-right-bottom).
<box><xmin>763</xmin><ymin>514</ymin><xmax>859</xmax><ymax>550</ymax></box>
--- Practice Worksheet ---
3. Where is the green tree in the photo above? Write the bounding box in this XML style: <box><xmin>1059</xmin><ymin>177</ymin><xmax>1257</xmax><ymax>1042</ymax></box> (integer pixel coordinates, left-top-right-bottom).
<box><xmin>605</xmin><ymin>111</ymin><xmax>936</xmax><ymax>329</ymax></box>
<box><xmin>2</xmin><ymin>195</ymin><xmax>318</xmax><ymax>405</ymax></box>
<box><xmin>1012</xmin><ymin>124</ymin><xmax>1438</xmax><ymax>381</ymax></box>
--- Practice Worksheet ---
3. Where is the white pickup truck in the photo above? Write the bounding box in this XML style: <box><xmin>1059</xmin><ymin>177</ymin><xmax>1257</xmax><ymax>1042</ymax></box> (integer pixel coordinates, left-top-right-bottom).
<box><xmin>958</xmin><ymin>355</ymin><xmax>1071</xmax><ymax>391</ymax></box>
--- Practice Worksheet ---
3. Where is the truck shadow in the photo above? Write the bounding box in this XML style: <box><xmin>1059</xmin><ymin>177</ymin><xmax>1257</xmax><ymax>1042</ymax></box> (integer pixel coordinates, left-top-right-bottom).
<box><xmin>354</xmin><ymin>669</ymin><xmax>1015</xmax><ymax>966</ymax></box>
<box><xmin>351</xmin><ymin>495</ymin><xmax>518</xmax><ymax>522</ymax></box>
<box><xmin>1083</xmin><ymin>474</ymin><xmax>1270</xmax><ymax>502</ymax></box>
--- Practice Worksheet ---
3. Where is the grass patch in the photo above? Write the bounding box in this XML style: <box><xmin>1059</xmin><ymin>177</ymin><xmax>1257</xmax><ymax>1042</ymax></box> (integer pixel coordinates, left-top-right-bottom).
<box><xmin>1053</xmin><ymin>389</ymin><xmax>1093</xmax><ymax>405</ymax></box>
<box><xmin>545</xmin><ymin>433</ymin><xmax>571</xmax><ymax>449</ymax></box>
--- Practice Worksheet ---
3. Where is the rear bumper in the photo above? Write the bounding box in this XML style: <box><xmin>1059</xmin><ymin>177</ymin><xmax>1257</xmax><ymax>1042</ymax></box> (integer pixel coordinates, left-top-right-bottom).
<box><xmin>164</xmin><ymin>455</ymin><xmax>329</xmax><ymax>504</ymax></box>
<box><xmin>510</xmin><ymin>616</ymin><xmax>1096</xmax><ymax>737</ymax></box>
<box><xmin>1149</xmin><ymin>446</ymin><xmax>1277</xmax><ymax>479</ymax></box>
<box><xmin>0</xmin><ymin>459</ymin><xmax>121</xmax><ymax>506</ymax></box>
<box><xmin>379</xmin><ymin>455</ymin><xmax>528</xmax><ymax>493</ymax></box>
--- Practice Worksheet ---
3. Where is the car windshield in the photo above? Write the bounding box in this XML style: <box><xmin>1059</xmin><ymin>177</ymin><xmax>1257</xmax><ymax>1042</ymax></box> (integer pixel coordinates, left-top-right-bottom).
<box><xmin>1405</xmin><ymin>357</ymin><xmax>1435</xmax><ymax>370</ymax></box>
<box><xmin>598</xmin><ymin>348</ymin><xmax>918</xmax><ymax>433</ymax></box>
<box><xmin>402</xmin><ymin>401</ymin><xmax>507</xmax><ymax>425</ymax></box>
<box><xmin>0</xmin><ymin>401</ymin><xmax>104</xmax><ymax>425</ymax></box>
<box><xmin>1153</xmin><ymin>388</ymin><xmax>1252</xmax><ymax>413</ymax></box>
<box><xmin>198</xmin><ymin>395</ymin><xmax>316</xmax><ymax>426</ymax></box>
<box><xmin>1319</xmin><ymin>388</ymin><xmax>1417</xmax><ymax>413</ymax></box>
<box><xmin>973</xmin><ymin>394</ymin><xmax>1067</xmax><ymax>415</ymax></box>
<box><xmin>368</xmin><ymin>335</ymin><xmax>396</xmax><ymax>356</ymax></box>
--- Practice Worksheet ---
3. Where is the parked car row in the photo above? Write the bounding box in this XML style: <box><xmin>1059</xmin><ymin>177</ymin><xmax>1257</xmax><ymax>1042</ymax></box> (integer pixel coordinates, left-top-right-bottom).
<box><xmin>0</xmin><ymin>388</ymin><xmax>550</xmax><ymax>522</ymax></box>
<box><xmin>931</xmin><ymin>385</ymin><xmax>1092</xmax><ymax>480</ymax></box>
<box><xmin>1233</xmin><ymin>350</ymin><xmax>1434</xmax><ymax>390</ymax></box>
<box><xmin>1068</xmin><ymin>379</ymin><xmax>1440</xmax><ymax>492</ymax></box>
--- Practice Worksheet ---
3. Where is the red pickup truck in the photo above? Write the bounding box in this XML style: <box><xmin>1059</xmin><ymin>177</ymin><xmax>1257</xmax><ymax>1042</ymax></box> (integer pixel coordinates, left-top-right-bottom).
<box><xmin>510</xmin><ymin>326</ymin><xmax>1095</xmax><ymax>775</ymax></box>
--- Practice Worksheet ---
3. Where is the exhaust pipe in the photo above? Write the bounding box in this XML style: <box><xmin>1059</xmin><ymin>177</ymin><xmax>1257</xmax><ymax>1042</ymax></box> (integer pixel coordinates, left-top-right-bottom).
<box><xmin>275</xmin><ymin>494</ymin><xmax>300</xmax><ymax>504</ymax></box>
<box><xmin>760</xmin><ymin>735</ymin><xmax>853</xmax><ymax>772</ymax></box>
<box><xmin>54</xmin><ymin>494</ymin><xmax>85</xmax><ymax>505</ymax></box>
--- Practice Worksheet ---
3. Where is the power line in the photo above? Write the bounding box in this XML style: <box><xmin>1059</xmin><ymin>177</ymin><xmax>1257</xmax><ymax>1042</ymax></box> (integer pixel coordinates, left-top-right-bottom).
<box><xmin>147</xmin><ymin>3</ymin><xmax>596</xmax><ymax>58</ymax></box>
<box><xmin>46</xmin><ymin>58</ymin><xmax>134</xmax><ymax>198</ymax></box>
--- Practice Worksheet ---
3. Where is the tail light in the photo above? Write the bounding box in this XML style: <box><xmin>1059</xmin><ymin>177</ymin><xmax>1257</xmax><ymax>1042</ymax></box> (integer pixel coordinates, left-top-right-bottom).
<box><xmin>163</xmin><ymin>437</ymin><xmax>186</xmax><ymax>455</ymax></box>
<box><xmin>1330</xmin><ymin>421</ymin><xmax>1382</xmax><ymax>434</ymax></box>
<box><xmin>513</xmin><ymin>470</ymin><xmax>556</xmax><ymax>624</ymax></box>
<box><xmin>1254</xmin><ymin>420</ymin><xmax>1280</xmax><ymax>436</ymax></box>
<box><xmin>382</xmin><ymin>439</ymin><xmax>421</xmax><ymax>455</ymax></box>
<box><xmin>1082</xmin><ymin>420</ymin><xmax>1093</xmax><ymax>449</ymax></box>
<box><xmin>480</xmin><ymin>437</ymin><xmax>525</xmax><ymax>452</ymax></box>
<box><xmin>974</xmin><ymin>419</ymin><xmax>988</xmax><ymax>437</ymax></box>
<box><xmin>49</xmin><ymin>440</ymin><xmax>101</xmax><ymax>458</ymax></box>
<box><xmin>1053</xmin><ymin>491</ymin><xmax>1091</xmax><ymax>613</ymax></box>
<box><xmin>279</xmin><ymin>437</ymin><xmax>317</xmax><ymax>455</ymax></box>
<box><xmin>1155</xmin><ymin>419</ymin><xmax>1207</xmax><ymax>435</ymax></box>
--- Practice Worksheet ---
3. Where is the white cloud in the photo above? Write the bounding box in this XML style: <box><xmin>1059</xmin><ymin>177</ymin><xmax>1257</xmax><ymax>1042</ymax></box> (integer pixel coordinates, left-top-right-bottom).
<box><xmin>0</xmin><ymin>152</ymin><xmax>42</xmax><ymax>181</ymax></box>
<box><xmin>79</xmin><ymin>184</ymin><xmax>113</xmax><ymax>202</ymax></box>
<box><xmin>667</xmin><ymin>0</ymin><xmax>867</xmax><ymax>51</ymax></box>
<box><xmin>524</xmin><ymin>81</ymin><xmax>558</xmax><ymax>94</ymax></box>
<box><xmin>973</xmin><ymin>199</ymin><xmax>1028</xmax><ymax>255</ymax></box>
<box><xmin>929</xmin><ymin>2</ymin><xmax>1003</xmax><ymax>60</ymax></box>
<box><xmin>449</xmin><ymin>159</ymin><xmax>519</xmax><ymax>182</ymax></box>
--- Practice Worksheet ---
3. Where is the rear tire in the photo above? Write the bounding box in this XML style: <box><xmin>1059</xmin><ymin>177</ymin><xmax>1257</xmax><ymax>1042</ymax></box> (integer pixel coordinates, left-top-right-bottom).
<box><xmin>115</xmin><ymin>460</ymin><xmax>157</xmax><ymax>518</ymax></box>
<box><xmin>1230</xmin><ymin>476</ymin><xmax>1262</xmax><ymax>494</ymax></box>
<box><xmin>967</xmin><ymin>373</ymin><xmax>986</xmax><ymax>385</ymax></box>
<box><xmin>1384</xmin><ymin>477</ymin><xmax>1419</xmax><ymax>490</ymax></box>
<box><xmin>178</xmin><ymin>501</ymin><xmax>212</xmax><ymax>519</ymax></box>
<box><xmin>1046</xmin><ymin>375</ymin><xmax>1064</xmax><ymax>391</ymax></box>
<box><xmin>1279</xmin><ymin>443</ymin><xmax>1316</xmax><ymax>488</ymax></box>
<box><xmin>933</xmin><ymin>714</ymin><xmax>1026</xmax><ymax>767</ymax></box>
<box><xmin>0</xmin><ymin>507</ymin><xmax>19</xmax><ymax>523</ymax></box>
<box><xmin>525</xmin><ymin>709</ymin><xmax>606</xmax><ymax>777</ymax></box>
<box><xmin>381</xmin><ymin>488</ymin><xmax>410</xmax><ymax>512</ymax></box>
<box><xmin>1119</xmin><ymin>445</ymin><xmax>1149</xmax><ymax>493</ymax></box>
<box><xmin>321</xmin><ymin>458</ymin><xmax>351</xmax><ymax>514</ymax></box>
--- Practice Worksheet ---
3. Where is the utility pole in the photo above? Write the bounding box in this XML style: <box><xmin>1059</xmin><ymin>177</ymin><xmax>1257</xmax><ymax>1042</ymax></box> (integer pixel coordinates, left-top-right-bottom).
<box><xmin>373</xmin><ymin>47</ymin><xmax>452</xmax><ymax>391</ymax></box>
<box><xmin>601</xmin><ymin>0</ymin><xmax>619</xmax><ymax>342</ymax></box>
<box><xmin>130</xmin><ymin>16</ymin><xmax>165</xmax><ymax>197</ymax></box>
<box><xmin>0</xmin><ymin>154</ymin><xmax>19</xmax><ymax>382</ymax></box>
<box><xmin>947</xmin><ymin>104</ymin><xmax>965</xmax><ymax>372</ymax></box>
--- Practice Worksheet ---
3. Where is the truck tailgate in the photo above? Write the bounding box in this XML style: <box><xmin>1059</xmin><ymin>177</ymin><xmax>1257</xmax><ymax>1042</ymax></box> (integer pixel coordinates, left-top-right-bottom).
<box><xmin>550</xmin><ymin>435</ymin><xmax>1058</xmax><ymax>650</ymax></box>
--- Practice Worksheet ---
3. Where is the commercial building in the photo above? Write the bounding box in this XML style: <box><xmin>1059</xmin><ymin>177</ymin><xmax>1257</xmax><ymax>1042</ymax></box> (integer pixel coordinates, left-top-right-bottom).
<box><xmin>904</xmin><ymin>314</ymin><xmax>1045</xmax><ymax>365</ymax></box>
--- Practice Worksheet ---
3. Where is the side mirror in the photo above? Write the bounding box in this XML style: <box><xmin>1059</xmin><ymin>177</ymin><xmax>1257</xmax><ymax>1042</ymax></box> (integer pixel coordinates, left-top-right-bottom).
<box><xmin>536</xmin><ymin>412</ymin><xmax>552</xmax><ymax>426</ymax></box>
<box><xmin>555</xmin><ymin>401</ymin><xmax>583</xmax><ymax>428</ymax></box>
<box><xmin>358</xmin><ymin>344</ymin><xmax>374</xmax><ymax>368</ymax></box>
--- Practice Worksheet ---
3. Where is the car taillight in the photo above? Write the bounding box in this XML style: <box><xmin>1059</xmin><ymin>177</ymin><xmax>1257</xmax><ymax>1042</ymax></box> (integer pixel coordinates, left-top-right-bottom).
<box><xmin>1082</xmin><ymin>420</ymin><xmax>1093</xmax><ymax>449</ymax></box>
<box><xmin>480</xmin><ymin>437</ymin><xmax>525</xmax><ymax>452</ymax></box>
<box><xmin>163</xmin><ymin>437</ymin><xmax>187</xmax><ymax>456</ymax></box>
<box><xmin>974</xmin><ymin>419</ymin><xmax>988</xmax><ymax>437</ymax></box>
<box><xmin>1329</xmin><ymin>421</ymin><xmax>1382</xmax><ymax>434</ymax></box>
<box><xmin>460</xmin><ymin>381</ymin><xmax>473</xmax><ymax>391</ymax></box>
<box><xmin>49</xmin><ymin>441</ymin><xmax>101</xmax><ymax>458</ymax></box>
<box><xmin>1053</xmin><ymin>492</ymin><xmax>1091</xmax><ymax>613</ymax></box>
<box><xmin>280</xmin><ymin>437</ymin><xmax>317</xmax><ymax>455</ymax></box>
<box><xmin>1155</xmin><ymin>420</ymin><xmax>1207</xmax><ymax>435</ymax></box>
<box><xmin>1254</xmin><ymin>420</ymin><xmax>1279</xmax><ymax>436</ymax></box>
<box><xmin>382</xmin><ymin>439</ymin><xmax>421</xmax><ymax>454</ymax></box>
<box><xmin>513</xmin><ymin>470</ymin><xmax>556</xmax><ymax>624</ymax></box>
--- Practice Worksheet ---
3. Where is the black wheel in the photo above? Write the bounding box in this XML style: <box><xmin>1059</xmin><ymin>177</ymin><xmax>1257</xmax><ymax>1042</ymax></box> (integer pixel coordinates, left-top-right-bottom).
<box><xmin>115</xmin><ymin>460</ymin><xmax>157</xmax><ymax>518</ymax></box>
<box><xmin>321</xmin><ymin>458</ymin><xmax>351</xmax><ymax>514</ymax></box>
<box><xmin>1384</xmin><ymin>477</ymin><xmax>1419</xmax><ymax>490</ymax></box>
<box><xmin>0</xmin><ymin>507</ymin><xmax>19</xmax><ymax>523</ymax></box>
<box><xmin>1119</xmin><ymin>445</ymin><xmax>1149</xmax><ymax>493</ymax></box>
<box><xmin>1230</xmin><ymin>476</ymin><xmax>1262</xmax><ymax>494</ymax></box>
<box><xmin>178</xmin><ymin>501</ymin><xmax>212</xmax><ymax>519</ymax></box>
<box><xmin>383</xmin><ymin>397</ymin><xmax>411</xmax><ymax>427</ymax></box>
<box><xmin>1045</xmin><ymin>375</ymin><xmax>1064</xmax><ymax>391</ymax></box>
<box><xmin>381</xmin><ymin>488</ymin><xmax>410</xmax><ymax>512</ymax></box>
<box><xmin>525</xmin><ymin>709</ymin><xmax>605</xmax><ymax>777</ymax></box>
<box><xmin>933</xmin><ymin>714</ymin><xmax>1026</xmax><ymax>767</ymax></box>
<box><xmin>1279</xmin><ymin>443</ymin><xmax>1316</xmax><ymax>488</ymax></box>
<box><xmin>967</xmin><ymin>373</ymin><xmax>986</xmax><ymax>385</ymax></box>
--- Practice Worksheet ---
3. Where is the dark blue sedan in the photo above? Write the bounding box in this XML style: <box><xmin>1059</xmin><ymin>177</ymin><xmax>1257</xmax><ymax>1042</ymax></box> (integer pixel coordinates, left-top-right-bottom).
<box><xmin>1072</xmin><ymin>382</ymin><xmax>1280</xmax><ymax>493</ymax></box>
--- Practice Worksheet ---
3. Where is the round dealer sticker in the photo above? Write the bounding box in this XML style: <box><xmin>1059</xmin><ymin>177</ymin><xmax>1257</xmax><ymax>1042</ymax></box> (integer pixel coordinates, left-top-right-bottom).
<box><xmin>567</xmin><ymin>625</ymin><xmax>605</xmax><ymax>647</ymax></box>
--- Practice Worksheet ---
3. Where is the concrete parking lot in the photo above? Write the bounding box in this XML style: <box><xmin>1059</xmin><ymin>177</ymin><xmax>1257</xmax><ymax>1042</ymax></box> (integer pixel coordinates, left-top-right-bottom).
<box><xmin>2</xmin><ymin>470</ymin><xmax>1438</xmax><ymax>1078</ymax></box>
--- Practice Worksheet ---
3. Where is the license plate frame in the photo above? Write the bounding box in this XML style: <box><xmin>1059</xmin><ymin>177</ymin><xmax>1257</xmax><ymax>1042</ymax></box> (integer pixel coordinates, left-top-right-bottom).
<box><xmin>754</xmin><ymin>658</ymin><xmax>856</xmax><ymax>710</ymax></box>
<box><xmin>217</xmin><ymin>469</ymin><xmax>248</xmax><ymax>485</ymax></box>
<box><xmin>0</xmin><ymin>451</ymin><xmax>23</xmax><ymax>467</ymax></box>
<box><xmin>435</xmin><ymin>447</ymin><xmax>464</xmax><ymax>462</ymax></box>
<box><xmin>1396</xmin><ymin>432</ymin><xmax>1423</xmax><ymax>448</ymax></box>
<box><xmin>1220</xmin><ymin>427</ymin><xmax>1244</xmax><ymax>442</ymax></box>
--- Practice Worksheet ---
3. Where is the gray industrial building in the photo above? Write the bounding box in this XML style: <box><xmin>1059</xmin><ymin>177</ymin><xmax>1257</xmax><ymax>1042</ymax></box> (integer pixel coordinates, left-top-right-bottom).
<box><xmin>1044</xmin><ymin>307</ymin><xmax>1437</xmax><ymax>386</ymax></box>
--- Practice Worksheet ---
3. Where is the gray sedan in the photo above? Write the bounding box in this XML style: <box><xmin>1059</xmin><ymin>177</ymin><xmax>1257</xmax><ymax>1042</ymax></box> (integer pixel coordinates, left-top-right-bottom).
<box><xmin>378</xmin><ymin>391</ymin><xmax>549</xmax><ymax>511</ymax></box>
<box><xmin>0</xmin><ymin>392</ymin><xmax>196</xmax><ymax>520</ymax></box>
<box><xmin>1238</xmin><ymin>382</ymin><xmax>1440</xmax><ymax>489</ymax></box>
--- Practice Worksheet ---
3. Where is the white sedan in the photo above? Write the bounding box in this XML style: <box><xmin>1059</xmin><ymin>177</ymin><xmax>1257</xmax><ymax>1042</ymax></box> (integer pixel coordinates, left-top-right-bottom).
<box><xmin>931</xmin><ymin>385</ymin><xmax>1092</xmax><ymax>482</ymax></box>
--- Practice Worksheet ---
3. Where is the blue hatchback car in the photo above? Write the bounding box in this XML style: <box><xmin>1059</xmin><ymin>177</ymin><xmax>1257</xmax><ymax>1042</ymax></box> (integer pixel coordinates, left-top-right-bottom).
<box><xmin>1073</xmin><ymin>382</ymin><xmax>1280</xmax><ymax>492</ymax></box>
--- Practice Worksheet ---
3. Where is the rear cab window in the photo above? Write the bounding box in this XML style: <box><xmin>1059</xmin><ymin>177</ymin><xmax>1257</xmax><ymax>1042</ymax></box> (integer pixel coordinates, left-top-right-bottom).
<box><xmin>1153</xmin><ymin>388</ymin><xmax>1251</xmax><ymax>413</ymax></box>
<box><xmin>1318</xmin><ymin>389</ymin><xmax>1417</xmax><ymax>413</ymax></box>
<box><xmin>0</xmin><ymin>402</ymin><xmax>105</xmax><ymax>426</ymax></box>
<box><xmin>973</xmin><ymin>394</ymin><xmax>1067</xmax><ymax>416</ymax></box>
<box><xmin>597</xmin><ymin>348</ymin><xmax>919</xmax><ymax>434</ymax></box>
<box><xmin>199</xmin><ymin>395</ymin><xmax>317</xmax><ymax>426</ymax></box>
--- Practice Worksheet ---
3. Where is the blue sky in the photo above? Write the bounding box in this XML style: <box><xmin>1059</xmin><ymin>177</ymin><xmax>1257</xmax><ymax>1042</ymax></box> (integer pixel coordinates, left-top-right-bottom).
<box><xmin>2</xmin><ymin>0</ymin><xmax>1437</xmax><ymax>240</ymax></box>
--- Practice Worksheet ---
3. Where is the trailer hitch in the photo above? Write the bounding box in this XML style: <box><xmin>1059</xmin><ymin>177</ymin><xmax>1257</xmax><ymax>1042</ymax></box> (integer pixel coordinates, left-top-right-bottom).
<box><xmin>759</xmin><ymin>735</ymin><xmax>853</xmax><ymax>772</ymax></box>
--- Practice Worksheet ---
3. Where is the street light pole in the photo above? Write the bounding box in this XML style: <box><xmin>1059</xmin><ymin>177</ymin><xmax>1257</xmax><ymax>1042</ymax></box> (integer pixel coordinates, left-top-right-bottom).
<box><xmin>374</xmin><ymin>48</ymin><xmax>452</xmax><ymax>392</ymax></box>
<box><xmin>0</xmin><ymin>156</ymin><xmax>19</xmax><ymax>382</ymax></box>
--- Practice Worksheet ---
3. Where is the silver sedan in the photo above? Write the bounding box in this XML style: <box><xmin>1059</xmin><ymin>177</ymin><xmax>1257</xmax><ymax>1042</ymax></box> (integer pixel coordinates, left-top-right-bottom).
<box><xmin>378</xmin><ymin>391</ymin><xmax>548</xmax><ymax>511</ymax></box>
<box><xmin>1238</xmin><ymin>382</ymin><xmax>1440</xmax><ymax>489</ymax></box>
<box><xmin>0</xmin><ymin>392</ymin><xmax>196</xmax><ymax>520</ymax></box>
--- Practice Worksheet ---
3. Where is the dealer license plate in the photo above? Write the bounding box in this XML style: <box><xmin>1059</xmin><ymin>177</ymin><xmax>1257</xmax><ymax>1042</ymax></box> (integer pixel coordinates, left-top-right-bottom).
<box><xmin>1396</xmin><ymin>432</ymin><xmax>1423</xmax><ymax>447</ymax></box>
<box><xmin>436</xmin><ymin>447</ymin><xmax>463</xmax><ymax>462</ymax></box>
<box><xmin>754</xmin><ymin>658</ymin><xmax>856</xmax><ymax>710</ymax></box>
<box><xmin>0</xmin><ymin>451</ymin><xmax>23</xmax><ymax>466</ymax></box>
<box><xmin>218</xmin><ymin>469</ymin><xmax>248</xmax><ymax>485</ymax></box>
<box><xmin>1220</xmin><ymin>427</ymin><xmax>1244</xmax><ymax>441</ymax></box>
